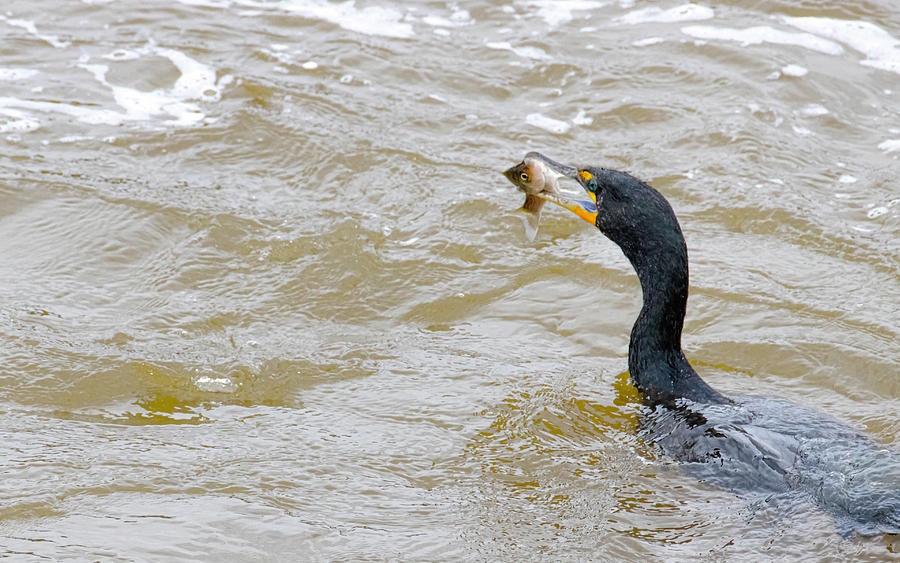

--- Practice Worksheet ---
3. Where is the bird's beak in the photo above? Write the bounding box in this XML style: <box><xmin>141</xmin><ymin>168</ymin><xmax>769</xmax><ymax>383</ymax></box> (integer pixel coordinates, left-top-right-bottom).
<box><xmin>537</xmin><ymin>168</ymin><xmax>598</xmax><ymax>226</ymax></box>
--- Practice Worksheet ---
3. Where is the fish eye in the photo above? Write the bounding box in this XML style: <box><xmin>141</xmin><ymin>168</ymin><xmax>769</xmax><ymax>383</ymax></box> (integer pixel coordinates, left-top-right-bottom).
<box><xmin>520</xmin><ymin>173</ymin><xmax>529</xmax><ymax>182</ymax></box>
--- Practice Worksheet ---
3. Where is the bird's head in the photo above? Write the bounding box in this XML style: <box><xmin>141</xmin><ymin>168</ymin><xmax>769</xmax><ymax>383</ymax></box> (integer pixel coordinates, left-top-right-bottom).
<box><xmin>506</xmin><ymin>154</ymin><xmax>683</xmax><ymax>252</ymax></box>
<box><xmin>539</xmin><ymin>163</ymin><xmax>685</xmax><ymax>265</ymax></box>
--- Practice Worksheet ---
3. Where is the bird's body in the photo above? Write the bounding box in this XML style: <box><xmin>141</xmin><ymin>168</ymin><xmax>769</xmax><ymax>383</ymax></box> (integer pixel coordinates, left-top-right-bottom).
<box><xmin>645</xmin><ymin>394</ymin><xmax>900</xmax><ymax>536</ymax></box>
<box><xmin>502</xmin><ymin>155</ymin><xmax>900</xmax><ymax>536</ymax></box>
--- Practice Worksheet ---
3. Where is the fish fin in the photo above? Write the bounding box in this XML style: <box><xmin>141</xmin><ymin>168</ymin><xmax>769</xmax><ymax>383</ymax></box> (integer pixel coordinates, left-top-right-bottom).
<box><xmin>519</xmin><ymin>207</ymin><xmax>541</xmax><ymax>241</ymax></box>
<box><xmin>522</xmin><ymin>194</ymin><xmax>545</xmax><ymax>213</ymax></box>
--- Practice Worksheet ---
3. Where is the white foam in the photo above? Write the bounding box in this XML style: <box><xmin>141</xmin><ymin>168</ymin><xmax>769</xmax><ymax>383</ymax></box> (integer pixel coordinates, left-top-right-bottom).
<box><xmin>0</xmin><ymin>96</ymin><xmax>127</xmax><ymax>125</ymax></box>
<box><xmin>261</xmin><ymin>46</ymin><xmax>318</xmax><ymax>71</ymax></box>
<box><xmin>867</xmin><ymin>206</ymin><xmax>888</xmax><ymax>219</ymax></box>
<box><xmin>177</xmin><ymin>0</ymin><xmax>232</xmax><ymax>6</ymax></box>
<box><xmin>423</xmin><ymin>16</ymin><xmax>454</xmax><ymax>27</ymax></box>
<box><xmin>176</xmin><ymin>1</ymin><xmax>479</xmax><ymax>40</ymax></box>
<box><xmin>423</xmin><ymin>9</ymin><xmax>471</xmax><ymax>28</ymax></box>
<box><xmin>800</xmin><ymin>103</ymin><xmax>829</xmax><ymax>116</ymax></box>
<box><xmin>451</xmin><ymin>9</ymin><xmax>472</xmax><ymax>24</ymax></box>
<box><xmin>838</xmin><ymin>174</ymin><xmax>857</xmax><ymax>184</ymax></box>
<box><xmin>118</xmin><ymin>44</ymin><xmax>226</xmax><ymax>119</ymax></box>
<box><xmin>175</xmin><ymin>0</ymin><xmax>415</xmax><ymax>38</ymax></box>
<box><xmin>526</xmin><ymin>113</ymin><xmax>571</xmax><ymax>134</ymax></box>
<box><xmin>486</xmin><ymin>41</ymin><xmax>550</xmax><ymax>60</ymax></box>
<box><xmin>781</xmin><ymin>64</ymin><xmax>808</xmax><ymax>77</ymax></box>
<box><xmin>632</xmin><ymin>37</ymin><xmax>665</xmax><ymax>47</ymax></box>
<box><xmin>194</xmin><ymin>375</ymin><xmax>238</xmax><ymax>393</ymax></box>
<box><xmin>103</xmin><ymin>49</ymin><xmax>143</xmax><ymax>61</ymax></box>
<box><xmin>615</xmin><ymin>3</ymin><xmax>714</xmax><ymax>25</ymax></box>
<box><xmin>274</xmin><ymin>0</ymin><xmax>414</xmax><ymax>38</ymax></box>
<box><xmin>878</xmin><ymin>139</ymin><xmax>900</xmax><ymax>153</ymax></box>
<box><xmin>572</xmin><ymin>109</ymin><xmax>593</xmax><ymax>125</ymax></box>
<box><xmin>59</xmin><ymin>135</ymin><xmax>94</xmax><ymax>143</ymax></box>
<box><xmin>0</xmin><ymin>108</ymin><xmax>40</xmax><ymax>133</ymax></box>
<box><xmin>0</xmin><ymin>43</ymin><xmax>228</xmax><ymax>129</ymax></box>
<box><xmin>681</xmin><ymin>25</ymin><xmax>844</xmax><ymax>55</ymax></box>
<box><xmin>93</xmin><ymin>43</ymin><xmax>225</xmax><ymax>109</ymax></box>
<box><xmin>518</xmin><ymin>0</ymin><xmax>606</xmax><ymax>27</ymax></box>
<box><xmin>782</xmin><ymin>16</ymin><xmax>900</xmax><ymax>75</ymax></box>
<box><xmin>78</xmin><ymin>61</ymin><xmax>204</xmax><ymax>126</ymax></box>
<box><xmin>0</xmin><ymin>15</ymin><xmax>70</xmax><ymax>48</ymax></box>
<box><xmin>0</xmin><ymin>68</ymin><xmax>39</xmax><ymax>80</ymax></box>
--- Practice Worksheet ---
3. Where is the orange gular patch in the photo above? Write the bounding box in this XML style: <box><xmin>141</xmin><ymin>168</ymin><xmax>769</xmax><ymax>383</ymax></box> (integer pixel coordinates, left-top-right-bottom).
<box><xmin>567</xmin><ymin>200</ymin><xmax>598</xmax><ymax>226</ymax></box>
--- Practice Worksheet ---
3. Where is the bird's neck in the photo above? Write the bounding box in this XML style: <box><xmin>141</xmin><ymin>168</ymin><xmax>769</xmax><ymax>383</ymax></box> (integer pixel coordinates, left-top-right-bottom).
<box><xmin>622</xmin><ymin>237</ymin><xmax>725</xmax><ymax>405</ymax></box>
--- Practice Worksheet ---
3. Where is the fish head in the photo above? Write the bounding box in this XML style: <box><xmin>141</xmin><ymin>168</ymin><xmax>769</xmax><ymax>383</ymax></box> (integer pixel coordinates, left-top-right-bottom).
<box><xmin>502</xmin><ymin>156</ymin><xmax>555</xmax><ymax>196</ymax></box>
<box><xmin>503</xmin><ymin>153</ymin><xmax>599</xmax><ymax>228</ymax></box>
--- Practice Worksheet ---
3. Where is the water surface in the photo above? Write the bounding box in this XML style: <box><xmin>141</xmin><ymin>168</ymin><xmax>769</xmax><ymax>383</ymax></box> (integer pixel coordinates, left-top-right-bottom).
<box><xmin>1</xmin><ymin>1</ymin><xmax>898</xmax><ymax>560</ymax></box>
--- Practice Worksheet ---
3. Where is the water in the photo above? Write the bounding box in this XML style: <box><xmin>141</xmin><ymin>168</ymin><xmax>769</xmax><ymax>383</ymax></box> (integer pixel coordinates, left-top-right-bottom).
<box><xmin>0</xmin><ymin>0</ymin><xmax>898</xmax><ymax>560</ymax></box>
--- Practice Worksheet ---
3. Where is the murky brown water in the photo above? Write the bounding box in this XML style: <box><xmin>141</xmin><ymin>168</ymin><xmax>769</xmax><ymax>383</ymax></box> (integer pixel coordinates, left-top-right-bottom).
<box><xmin>1</xmin><ymin>1</ymin><xmax>898</xmax><ymax>560</ymax></box>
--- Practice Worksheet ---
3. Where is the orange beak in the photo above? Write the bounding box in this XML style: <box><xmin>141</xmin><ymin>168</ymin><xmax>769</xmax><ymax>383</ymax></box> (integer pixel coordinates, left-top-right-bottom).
<box><xmin>537</xmin><ymin>169</ymin><xmax>598</xmax><ymax>226</ymax></box>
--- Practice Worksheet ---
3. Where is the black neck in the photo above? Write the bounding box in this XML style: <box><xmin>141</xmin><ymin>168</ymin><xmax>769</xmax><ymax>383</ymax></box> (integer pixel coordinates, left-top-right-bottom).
<box><xmin>617</xmin><ymin>224</ymin><xmax>727</xmax><ymax>406</ymax></box>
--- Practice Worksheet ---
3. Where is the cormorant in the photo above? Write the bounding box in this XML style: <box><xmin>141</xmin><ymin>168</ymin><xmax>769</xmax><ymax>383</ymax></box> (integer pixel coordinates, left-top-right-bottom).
<box><xmin>503</xmin><ymin>152</ymin><xmax>900</xmax><ymax>536</ymax></box>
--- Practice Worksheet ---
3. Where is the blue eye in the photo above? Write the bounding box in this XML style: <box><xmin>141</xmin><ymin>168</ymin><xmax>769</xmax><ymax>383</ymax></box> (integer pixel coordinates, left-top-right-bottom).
<box><xmin>587</xmin><ymin>179</ymin><xmax>599</xmax><ymax>192</ymax></box>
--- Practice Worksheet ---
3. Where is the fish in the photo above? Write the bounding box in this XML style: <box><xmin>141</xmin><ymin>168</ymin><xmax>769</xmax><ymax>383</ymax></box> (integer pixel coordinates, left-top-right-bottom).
<box><xmin>502</xmin><ymin>152</ymin><xmax>578</xmax><ymax>240</ymax></box>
